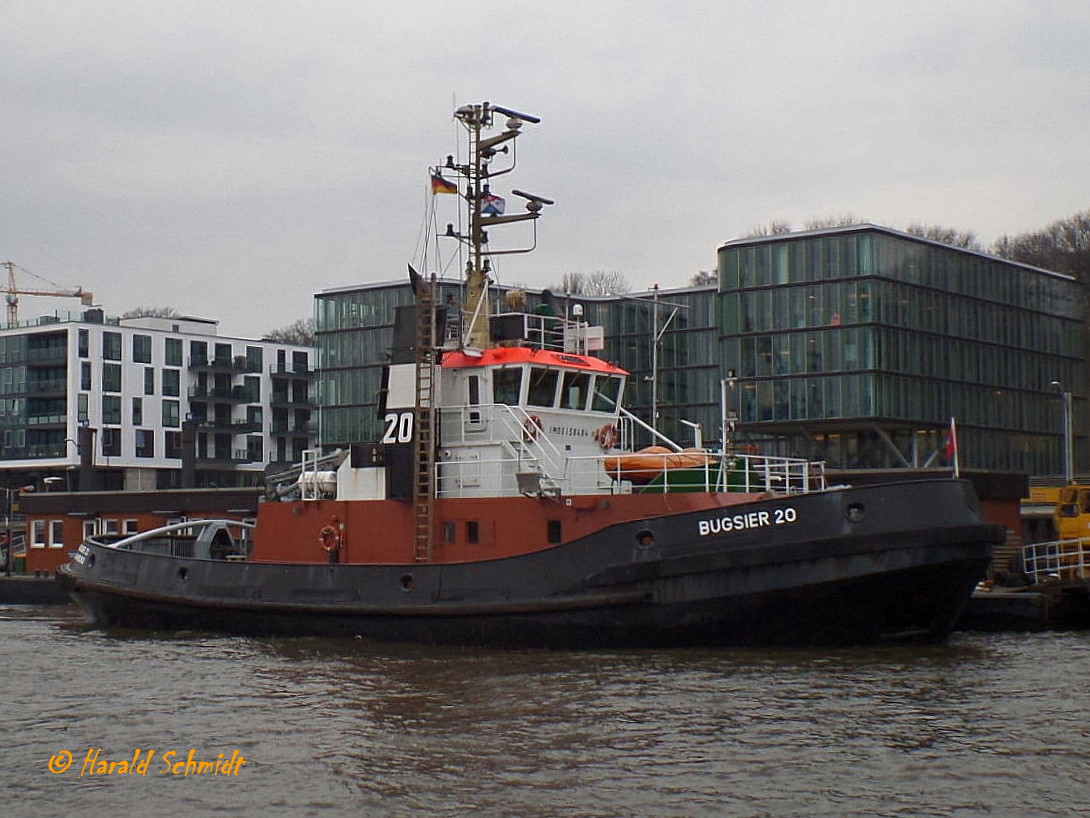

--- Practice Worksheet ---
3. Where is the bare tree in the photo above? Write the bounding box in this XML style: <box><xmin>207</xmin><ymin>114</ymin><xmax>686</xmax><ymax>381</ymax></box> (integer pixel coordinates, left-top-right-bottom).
<box><xmin>747</xmin><ymin>220</ymin><xmax>794</xmax><ymax>237</ymax></box>
<box><xmin>904</xmin><ymin>223</ymin><xmax>980</xmax><ymax>250</ymax></box>
<box><xmin>991</xmin><ymin>210</ymin><xmax>1090</xmax><ymax>282</ymax></box>
<box><xmin>556</xmin><ymin>270</ymin><xmax>630</xmax><ymax>296</ymax></box>
<box><xmin>804</xmin><ymin>214</ymin><xmax>867</xmax><ymax>231</ymax></box>
<box><xmin>122</xmin><ymin>306</ymin><xmax>180</xmax><ymax>319</ymax></box>
<box><xmin>263</xmin><ymin>318</ymin><xmax>315</xmax><ymax>345</ymax></box>
<box><xmin>690</xmin><ymin>270</ymin><xmax>717</xmax><ymax>286</ymax></box>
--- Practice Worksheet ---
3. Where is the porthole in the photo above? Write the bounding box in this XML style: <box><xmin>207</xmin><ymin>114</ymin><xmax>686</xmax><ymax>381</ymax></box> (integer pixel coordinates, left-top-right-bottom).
<box><xmin>400</xmin><ymin>574</ymin><xmax>416</xmax><ymax>592</ymax></box>
<box><xmin>177</xmin><ymin>567</ymin><xmax>188</xmax><ymax>582</ymax></box>
<box><xmin>845</xmin><ymin>503</ymin><xmax>866</xmax><ymax>523</ymax></box>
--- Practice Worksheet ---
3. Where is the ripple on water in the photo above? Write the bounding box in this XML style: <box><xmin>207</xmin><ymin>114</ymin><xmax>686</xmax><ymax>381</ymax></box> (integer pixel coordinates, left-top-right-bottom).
<box><xmin>5</xmin><ymin>608</ymin><xmax>1090</xmax><ymax>817</ymax></box>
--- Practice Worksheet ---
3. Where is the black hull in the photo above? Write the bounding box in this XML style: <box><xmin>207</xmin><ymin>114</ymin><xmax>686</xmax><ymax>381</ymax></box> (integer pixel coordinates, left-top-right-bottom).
<box><xmin>57</xmin><ymin>479</ymin><xmax>1003</xmax><ymax>649</ymax></box>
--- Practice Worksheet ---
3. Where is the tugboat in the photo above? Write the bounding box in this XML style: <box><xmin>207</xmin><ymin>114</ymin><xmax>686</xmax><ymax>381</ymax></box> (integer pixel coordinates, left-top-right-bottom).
<box><xmin>57</xmin><ymin>102</ymin><xmax>1005</xmax><ymax>648</ymax></box>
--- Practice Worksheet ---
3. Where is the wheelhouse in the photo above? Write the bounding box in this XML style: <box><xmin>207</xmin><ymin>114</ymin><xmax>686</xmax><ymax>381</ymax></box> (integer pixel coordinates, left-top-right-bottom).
<box><xmin>441</xmin><ymin>347</ymin><xmax>626</xmax><ymax>418</ymax></box>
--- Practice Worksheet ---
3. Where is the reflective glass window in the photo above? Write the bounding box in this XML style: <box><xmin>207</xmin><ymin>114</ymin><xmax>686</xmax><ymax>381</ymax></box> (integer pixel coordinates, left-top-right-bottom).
<box><xmin>493</xmin><ymin>368</ymin><xmax>523</xmax><ymax>406</ymax></box>
<box><xmin>591</xmin><ymin>376</ymin><xmax>622</xmax><ymax>412</ymax></box>
<box><xmin>560</xmin><ymin>371</ymin><xmax>590</xmax><ymax>410</ymax></box>
<box><xmin>527</xmin><ymin>367</ymin><xmax>559</xmax><ymax>407</ymax></box>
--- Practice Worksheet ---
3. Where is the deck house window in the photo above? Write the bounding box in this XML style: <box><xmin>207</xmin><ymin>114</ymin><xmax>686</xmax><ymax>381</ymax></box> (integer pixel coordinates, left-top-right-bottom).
<box><xmin>560</xmin><ymin>371</ymin><xmax>591</xmax><ymax>410</ymax></box>
<box><xmin>493</xmin><ymin>368</ymin><xmax>522</xmax><ymax>406</ymax></box>
<box><xmin>591</xmin><ymin>375</ymin><xmax>623</xmax><ymax>412</ymax></box>
<box><xmin>527</xmin><ymin>367</ymin><xmax>559</xmax><ymax>407</ymax></box>
<box><xmin>49</xmin><ymin>520</ymin><xmax>64</xmax><ymax>548</ymax></box>
<box><xmin>31</xmin><ymin>520</ymin><xmax>45</xmax><ymax>548</ymax></box>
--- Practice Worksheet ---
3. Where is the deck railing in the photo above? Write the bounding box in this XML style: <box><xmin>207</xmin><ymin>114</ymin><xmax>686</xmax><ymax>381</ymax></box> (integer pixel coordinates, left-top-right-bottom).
<box><xmin>1022</xmin><ymin>537</ymin><xmax>1090</xmax><ymax>582</ymax></box>
<box><xmin>434</xmin><ymin>447</ymin><xmax>825</xmax><ymax>498</ymax></box>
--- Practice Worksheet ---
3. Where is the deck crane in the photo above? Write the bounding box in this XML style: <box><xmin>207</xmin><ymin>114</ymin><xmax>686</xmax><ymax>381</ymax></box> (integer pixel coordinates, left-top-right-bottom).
<box><xmin>2</xmin><ymin>261</ymin><xmax>94</xmax><ymax>326</ymax></box>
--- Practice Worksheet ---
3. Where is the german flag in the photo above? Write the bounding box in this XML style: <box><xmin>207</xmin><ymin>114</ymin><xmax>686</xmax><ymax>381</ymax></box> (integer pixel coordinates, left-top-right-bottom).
<box><xmin>431</xmin><ymin>173</ymin><xmax>458</xmax><ymax>195</ymax></box>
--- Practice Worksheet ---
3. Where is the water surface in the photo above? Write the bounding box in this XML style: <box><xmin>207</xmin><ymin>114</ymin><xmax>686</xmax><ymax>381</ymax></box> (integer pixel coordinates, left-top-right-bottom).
<box><xmin>4</xmin><ymin>605</ymin><xmax>1088</xmax><ymax>817</ymax></box>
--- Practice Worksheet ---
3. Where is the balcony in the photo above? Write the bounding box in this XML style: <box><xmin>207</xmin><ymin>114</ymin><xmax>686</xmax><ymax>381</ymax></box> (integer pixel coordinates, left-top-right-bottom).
<box><xmin>270</xmin><ymin>364</ymin><xmax>314</xmax><ymax>378</ymax></box>
<box><xmin>270</xmin><ymin>421</ymin><xmax>314</xmax><ymax>435</ymax></box>
<box><xmin>270</xmin><ymin>392</ymin><xmax>314</xmax><ymax>409</ymax></box>
<box><xmin>189</xmin><ymin>355</ymin><xmax>261</xmax><ymax>374</ymax></box>
<box><xmin>188</xmin><ymin>385</ymin><xmax>259</xmax><ymax>404</ymax></box>
<box><xmin>196</xmin><ymin>448</ymin><xmax>260</xmax><ymax>466</ymax></box>
<box><xmin>195</xmin><ymin>419</ymin><xmax>263</xmax><ymax>435</ymax></box>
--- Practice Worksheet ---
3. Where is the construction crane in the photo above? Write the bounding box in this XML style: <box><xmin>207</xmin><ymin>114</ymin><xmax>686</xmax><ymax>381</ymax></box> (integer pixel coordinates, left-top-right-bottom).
<box><xmin>2</xmin><ymin>261</ymin><xmax>94</xmax><ymax>326</ymax></box>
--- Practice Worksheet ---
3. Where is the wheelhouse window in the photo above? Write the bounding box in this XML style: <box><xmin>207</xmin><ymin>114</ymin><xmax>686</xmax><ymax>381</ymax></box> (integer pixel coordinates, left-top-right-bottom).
<box><xmin>591</xmin><ymin>375</ymin><xmax>623</xmax><ymax>412</ymax></box>
<box><xmin>493</xmin><ymin>368</ymin><xmax>523</xmax><ymax>406</ymax></box>
<box><xmin>560</xmin><ymin>371</ymin><xmax>591</xmax><ymax>410</ymax></box>
<box><xmin>527</xmin><ymin>367</ymin><xmax>559</xmax><ymax>407</ymax></box>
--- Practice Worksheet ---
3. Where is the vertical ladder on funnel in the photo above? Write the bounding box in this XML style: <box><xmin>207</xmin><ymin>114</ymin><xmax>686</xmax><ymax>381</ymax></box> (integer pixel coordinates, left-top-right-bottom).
<box><xmin>412</xmin><ymin>279</ymin><xmax>437</xmax><ymax>562</ymax></box>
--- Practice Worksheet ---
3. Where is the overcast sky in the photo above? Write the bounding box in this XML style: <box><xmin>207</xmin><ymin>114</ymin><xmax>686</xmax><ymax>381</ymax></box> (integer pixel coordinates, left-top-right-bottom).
<box><xmin>3</xmin><ymin>1</ymin><xmax>1088</xmax><ymax>338</ymax></box>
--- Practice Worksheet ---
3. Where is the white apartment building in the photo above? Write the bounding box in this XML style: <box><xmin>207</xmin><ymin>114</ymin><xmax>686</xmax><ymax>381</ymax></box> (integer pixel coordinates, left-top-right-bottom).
<box><xmin>0</xmin><ymin>309</ymin><xmax>314</xmax><ymax>490</ymax></box>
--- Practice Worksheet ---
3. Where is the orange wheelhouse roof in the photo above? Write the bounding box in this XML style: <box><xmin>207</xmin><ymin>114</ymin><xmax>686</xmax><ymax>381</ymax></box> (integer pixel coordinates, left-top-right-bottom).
<box><xmin>442</xmin><ymin>346</ymin><xmax>628</xmax><ymax>376</ymax></box>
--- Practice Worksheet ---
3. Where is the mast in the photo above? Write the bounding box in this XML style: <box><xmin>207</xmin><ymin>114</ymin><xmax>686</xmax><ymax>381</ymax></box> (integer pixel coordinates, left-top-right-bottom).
<box><xmin>443</xmin><ymin>102</ymin><xmax>552</xmax><ymax>349</ymax></box>
<box><xmin>405</xmin><ymin>102</ymin><xmax>553</xmax><ymax>562</ymax></box>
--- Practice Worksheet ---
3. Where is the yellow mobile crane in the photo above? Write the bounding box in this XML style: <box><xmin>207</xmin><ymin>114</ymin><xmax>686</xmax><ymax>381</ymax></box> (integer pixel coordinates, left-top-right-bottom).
<box><xmin>2</xmin><ymin>260</ymin><xmax>93</xmax><ymax>325</ymax></box>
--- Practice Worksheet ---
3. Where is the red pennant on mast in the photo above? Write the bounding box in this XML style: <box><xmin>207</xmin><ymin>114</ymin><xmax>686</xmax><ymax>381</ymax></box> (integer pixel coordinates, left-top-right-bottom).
<box><xmin>945</xmin><ymin>417</ymin><xmax>959</xmax><ymax>478</ymax></box>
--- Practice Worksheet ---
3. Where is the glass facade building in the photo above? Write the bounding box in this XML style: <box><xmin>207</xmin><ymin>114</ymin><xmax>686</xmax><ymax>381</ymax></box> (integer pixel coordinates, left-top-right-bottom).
<box><xmin>718</xmin><ymin>225</ymin><xmax>1084</xmax><ymax>473</ymax></box>
<box><xmin>314</xmin><ymin>225</ymin><xmax>1084</xmax><ymax>476</ymax></box>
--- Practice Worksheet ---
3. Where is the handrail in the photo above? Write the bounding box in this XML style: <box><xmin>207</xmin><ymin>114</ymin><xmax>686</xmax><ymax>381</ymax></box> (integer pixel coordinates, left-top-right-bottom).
<box><xmin>619</xmin><ymin>407</ymin><xmax>682</xmax><ymax>452</ymax></box>
<box><xmin>89</xmin><ymin>519</ymin><xmax>256</xmax><ymax>550</ymax></box>
<box><xmin>1022</xmin><ymin>537</ymin><xmax>1090</xmax><ymax>582</ymax></box>
<box><xmin>433</xmin><ymin>446</ymin><xmax>824</xmax><ymax>498</ymax></box>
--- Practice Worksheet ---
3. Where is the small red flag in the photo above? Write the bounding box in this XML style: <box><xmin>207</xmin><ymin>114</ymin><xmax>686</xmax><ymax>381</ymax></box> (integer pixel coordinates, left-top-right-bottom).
<box><xmin>945</xmin><ymin>418</ymin><xmax>958</xmax><ymax>465</ymax></box>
